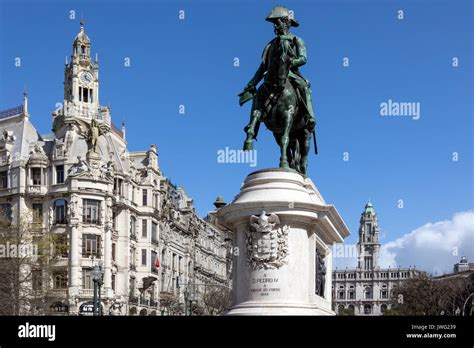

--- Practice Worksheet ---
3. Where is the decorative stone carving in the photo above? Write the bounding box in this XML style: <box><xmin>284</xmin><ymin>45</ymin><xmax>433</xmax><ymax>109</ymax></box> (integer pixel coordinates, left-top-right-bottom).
<box><xmin>87</xmin><ymin>119</ymin><xmax>109</xmax><ymax>156</ymax></box>
<box><xmin>68</xmin><ymin>194</ymin><xmax>78</xmax><ymax>218</ymax></box>
<box><xmin>108</xmin><ymin>300</ymin><xmax>123</xmax><ymax>316</ymax></box>
<box><xmin>245</xmin><ymin>211</ymin><xmax>289</xmax><ymax>270</ymax></box>
<box><xmin>101</xmin><ymin>160</ymin><xmax>115</xmax><ymax>180</ymax></box>
<box><xmin>315</xmin><ymin>249</ymin><xmax>326</xmax><ymax>298</ymax></box>
<box><xmin>48</xmin><ymin>206</ymin><xmax>54</xmax><ymax>228</ymax></box>
<box><xmin>0</xmin><ymin>130</ymin><xmax>15</xmax><ymax>145</ymax></box>
<box><xmin>68</xmin><ymin>156</ymin><xmax>90</xmax><ymax>176</ymax></box>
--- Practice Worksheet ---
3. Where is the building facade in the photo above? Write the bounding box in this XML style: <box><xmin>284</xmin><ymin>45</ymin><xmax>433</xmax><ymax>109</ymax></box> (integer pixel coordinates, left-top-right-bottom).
<box><xmin>0</xmin><ymin>23</ymin><xmax>231</xmax><ymax>316</ymax></box>
<box><xmin>332</xmin><ymin>201</ymin><xmax>416</xmax><ymax>315</ymax></box>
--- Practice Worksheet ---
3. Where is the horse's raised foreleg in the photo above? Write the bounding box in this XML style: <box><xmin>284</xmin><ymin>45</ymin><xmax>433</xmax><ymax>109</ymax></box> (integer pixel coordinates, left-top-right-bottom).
<box><xmin>279</xmin><ymin>107</ymin><xmax>294</xmax><ymax>169</ymax></box>
<box><xmin>243</xmin><ymin>109</ymin><xmax>262</xmax><ymax>151</ymax></box>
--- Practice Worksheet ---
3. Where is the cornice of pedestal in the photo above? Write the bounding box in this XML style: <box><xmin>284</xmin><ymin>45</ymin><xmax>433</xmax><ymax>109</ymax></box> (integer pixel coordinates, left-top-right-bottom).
<box><xmin>217</xmin><ymin>168</ymin><xmax>350</xmax><ymax>245</ymax></box>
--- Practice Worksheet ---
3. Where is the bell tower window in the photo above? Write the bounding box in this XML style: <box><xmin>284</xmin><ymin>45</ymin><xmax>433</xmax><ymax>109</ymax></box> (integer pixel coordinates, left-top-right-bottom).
<box><xmin>83</xmin><ymin>87</ymin><xmax>88</xmax><ymax>102</ymax></box>
<box><xmin>81</xmin><ymin>45</ymin><xmax>86</xmax><ymax>54</ymax></box>
<box><xmin>79</xmin><ymin>87</ymin><xmax>91</xmax><ymax>103</ymax></box>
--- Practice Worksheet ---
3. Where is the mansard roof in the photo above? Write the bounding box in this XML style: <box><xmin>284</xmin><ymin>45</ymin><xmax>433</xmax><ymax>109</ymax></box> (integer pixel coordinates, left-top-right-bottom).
<box><xmin>0</xmin><ymin>110</ymin><xmax>42</xmax><ymax>163</ymax></box>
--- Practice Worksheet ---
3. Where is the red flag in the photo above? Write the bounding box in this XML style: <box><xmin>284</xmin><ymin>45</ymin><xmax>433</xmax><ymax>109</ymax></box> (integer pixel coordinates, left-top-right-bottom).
<box><xmin>154</xmin><ymin>255</ymin><xmax>160</xmax><ymax>269</ymax></box>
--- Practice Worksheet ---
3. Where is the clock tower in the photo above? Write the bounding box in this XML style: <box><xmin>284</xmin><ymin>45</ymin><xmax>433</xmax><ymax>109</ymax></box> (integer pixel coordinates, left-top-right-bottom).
<box><xmin>357</xmin><ymin>200</ymin><xmax>381</xmax><ymax>270</ymax></box>
<box><xmin>63</xmin><ymin>19</ymin><xmax>100</xmax><ymax>120</ymax></box>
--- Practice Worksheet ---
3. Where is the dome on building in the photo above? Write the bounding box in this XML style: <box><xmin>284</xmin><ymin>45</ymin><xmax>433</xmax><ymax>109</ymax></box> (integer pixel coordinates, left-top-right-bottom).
<box><xmin>364</xmin><ymin>199</ymin><xmax>375</xmax><ymax>215</ymax></box>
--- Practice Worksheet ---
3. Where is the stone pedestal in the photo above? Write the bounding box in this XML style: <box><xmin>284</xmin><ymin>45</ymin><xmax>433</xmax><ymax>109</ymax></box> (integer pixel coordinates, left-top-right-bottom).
<box><xmin>218</xmin><ymin>168</ymin><xmax>350</xmax><ymax>315</ymax></box>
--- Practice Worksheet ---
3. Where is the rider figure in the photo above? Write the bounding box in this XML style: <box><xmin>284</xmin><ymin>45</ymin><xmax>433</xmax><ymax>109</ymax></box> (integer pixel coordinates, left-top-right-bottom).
<box><xmin>240</xmin><ymin>6</ymin><xmax>316</xmax><ymax>147</ymax></box>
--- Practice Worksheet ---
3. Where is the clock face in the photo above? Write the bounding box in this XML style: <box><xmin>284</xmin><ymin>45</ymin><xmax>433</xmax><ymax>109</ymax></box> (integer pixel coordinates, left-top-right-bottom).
<box><xmin>80</xmin><ymin>72</ymin><xmax>93</xmax><ymax>85</ymax></box>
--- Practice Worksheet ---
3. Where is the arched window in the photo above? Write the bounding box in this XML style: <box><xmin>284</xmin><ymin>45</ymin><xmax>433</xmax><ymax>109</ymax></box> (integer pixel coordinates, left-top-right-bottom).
<box><xmin>81</xmin><ymin>45</ymin><xmax>86</xmax><ymax>54</ymax></box>
<box><xmin>364</xmin><ymin>304</ymin><xmax>372</xmax><ymax>315</ymax></box>
<box><xmin>348</xmin><ymin>305</ymin><xmax>355</xmax><ymax>314</ymax></box>
<box><xmin>381</xmin><ymin>304</ymin><xmax>388</xmax><ymax>314</ymax></box>
<box><xmin>364</xmin><ymin>286</ymin><xmax>373</xmax><ymax>299</ymax></box>
<box><xmin>337</xmin><ymin>305</ymin><xmax>345</xmax><ymax>314</ymax></box>
<box><xmin>54</xmin><ymin>199</ymin><xmax>67</xmax><ymax>224</ymax></box>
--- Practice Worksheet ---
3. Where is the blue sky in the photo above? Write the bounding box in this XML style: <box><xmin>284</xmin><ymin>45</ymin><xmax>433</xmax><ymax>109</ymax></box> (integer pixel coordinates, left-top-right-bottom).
<box><xmin>1</xmin><ymin>0</ymin><xmax>472</xmax><ymax>272</ymax></box>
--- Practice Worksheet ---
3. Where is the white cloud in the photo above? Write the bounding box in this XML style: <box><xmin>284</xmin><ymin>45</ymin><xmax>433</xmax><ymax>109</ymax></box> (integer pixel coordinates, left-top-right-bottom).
<box><xmin>379</xmin><ymin>211</ymin><xmax>474</xmax><ymax>275</ymax></box>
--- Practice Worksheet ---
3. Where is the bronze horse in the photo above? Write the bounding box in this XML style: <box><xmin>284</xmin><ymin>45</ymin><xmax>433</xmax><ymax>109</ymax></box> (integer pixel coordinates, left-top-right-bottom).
<box><xmin>241</xmin><ymin>35</ymin><xmax>313</xmax><ymax>177</ymax></box>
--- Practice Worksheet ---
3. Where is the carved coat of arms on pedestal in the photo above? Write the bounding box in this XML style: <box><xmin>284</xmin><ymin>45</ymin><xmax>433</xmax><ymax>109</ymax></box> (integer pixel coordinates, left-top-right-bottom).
<box><xmin>245</xmin><ymin>211</ymin><xmax>289</xmax><ymax>270</ymax></box>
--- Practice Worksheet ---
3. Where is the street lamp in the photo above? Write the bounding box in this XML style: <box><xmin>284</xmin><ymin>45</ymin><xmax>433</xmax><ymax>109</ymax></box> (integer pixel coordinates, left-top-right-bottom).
<box><xmin>92</xmin><ymin>261</ymin><xmax>104</xmax><ymax>316</ymax></box>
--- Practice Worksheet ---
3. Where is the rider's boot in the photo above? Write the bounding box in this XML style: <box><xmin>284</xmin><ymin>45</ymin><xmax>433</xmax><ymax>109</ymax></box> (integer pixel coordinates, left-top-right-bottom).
<box><xmin>243</xmin><ymin>110</ymin><xmax>261</xmax><ymax>151</ymax></box>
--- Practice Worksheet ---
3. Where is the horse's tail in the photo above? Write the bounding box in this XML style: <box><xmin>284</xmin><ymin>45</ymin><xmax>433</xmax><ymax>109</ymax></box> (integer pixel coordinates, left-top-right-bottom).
<box><xmin>291</xmin><ymin>138</ymin><xmax>302</xmax><ymax>173</ymax></box>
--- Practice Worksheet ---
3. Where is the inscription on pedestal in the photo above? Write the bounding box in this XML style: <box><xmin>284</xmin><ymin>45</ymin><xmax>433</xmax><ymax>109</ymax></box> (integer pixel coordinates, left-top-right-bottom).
<box><xmin>250</xmin><ymin>274</ymin><xmax>281</xmax><ymax>297</ymax></box>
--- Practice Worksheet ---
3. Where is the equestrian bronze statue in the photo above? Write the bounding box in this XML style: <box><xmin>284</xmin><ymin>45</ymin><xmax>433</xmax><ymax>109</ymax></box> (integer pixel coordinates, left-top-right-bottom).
<box><xmin>239</xmin><ymin>6</ymin><xmax>317</xmax><ymax>177</ymax></box>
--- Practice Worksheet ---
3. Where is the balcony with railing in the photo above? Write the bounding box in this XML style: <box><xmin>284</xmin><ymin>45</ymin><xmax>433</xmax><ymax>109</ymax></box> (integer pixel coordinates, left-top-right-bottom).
<box><xmin>79</xmin><ymin>288</ymin><xmax>106</xmax><ymax>297</ymax></box>
<box><xmin>26</xmin><ymin>185</ymin><xmax>47</xmax><ymax>197</ymax></box>
<box><xmin>48</xmin><ymin>289</ymin><xmax>68</xmax><ymax>297</ymax></box>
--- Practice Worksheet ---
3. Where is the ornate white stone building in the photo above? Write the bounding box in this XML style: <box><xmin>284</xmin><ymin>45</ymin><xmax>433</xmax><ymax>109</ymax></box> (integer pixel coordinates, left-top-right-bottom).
<box><xmin>332</xmin><ymin>201</ymin><xmax>417</xmax><ymax>315</ymax></box>
<box><xmin>0</xmin><ymin>23</ymin><xmax>231</xmax><ymax>316</ymax></box>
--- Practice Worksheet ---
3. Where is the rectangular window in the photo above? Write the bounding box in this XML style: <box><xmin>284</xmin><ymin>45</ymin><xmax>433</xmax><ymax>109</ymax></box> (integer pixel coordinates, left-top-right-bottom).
<box><xmin>54</xmin><ymin>233</ymin><xmax>68</xmax><ymax>258</ymax></box>
<box><xmin>53</xmin><ymin>271</ymin><xmax>67</xmax><ymax>289</ymax></box>
<box><xmin>381</xmin><ymin>291</ymin><xmax>388</xmax><ymax>299</ymax></box>
<box><xmin>130</xmin><ymin>277</ymin><xmax>135</xmax><ymax>296</ymax></box>
<box><xmin>56</xmin><ymin>165</ymin><xmax>64</xmax><ymax>184</ymax></box>
<box><xmin>82</xmin><ymin>234</ymin><xmax>101</xmax><ymax>258</ymax></box>
<box><xmin>32</xmin><ymin>203</ymin><xmax>43</xmax><ymax>224</ymax></box>
<box><xmin>142</xmin><ymin>189</ymin><xmax>148</xmax><ymax>206</ymax></box>
<box><xmin>32</xmin><ymin>168</ymin><xmax>41</xmax><ymax>185</ymax></box>
<box><xmin>82</xmin><ymin>268</ymin><xmax>93</xmax><ymax>289</ymax></box>
<box><xmin>112</xmin><ymin>274</ymin><xmax>116</xmax><ymax>291</ymax></box>
<box><xmin>0</xmin><ymin>151</ymin><xmax>8</xmax><ymax>165</ymax></box>
<box><xmin>90</xmin><ymin>88</ymin><xmax>93</xmax><ymax>103</ymax></box>
<box><xmin>349</xmin><ymin>291</ymin><xmax>355</xmax><ymax>299</ymax></box>
<box><xmin>151</xmin><ymin>250</ymin><xmax>158</xmax><ymax>273</ymax></box>
<box><xmin>130</xmin><ymin>246</ymin><xmax>136</xmax><ymax>267</ymax></box>
<box><xmin>83</xmin><ymin>87</ymin><xmax>89</xmax><ymax>103</ymax></box>
<box><xmin>83</xmin><ymin>199</ymin><xmax>100</xmax><ymax>224</ymax></box>
<box><xmin>54</xmin><ymin>200</ymin><xmax>67</xmax><ymax>224</ymax></box>
<box><xmin>114</xmin><ymin>179</ymin><xmax>123</xmax><ymax>196</ymax></box>
<box><xmin>151</xmin><ymin>222</ymin><xmax>158</xmax><ymax>244</ymax></box>
<box><xmin>141</xmin><ymin>249</ymin><xmax>147</xmax><ymax>266</ymax></box>
<box><xmin>0</xmin><ymin>171</ymin><xmax>8</xmax><ymax>189</ymax></box>
<box><xmin>112</xmin><ymin>243</ymin><xmax>116</xmax><ymax>262</ymax></box>
<box><xmin>142</xmin><ymin>219</ymin><xmax>147</xmax><ymax>238</ymax></box>
<box><xmin>112</xmin><ymin>211</ymin><xmax>117</xmax><ymax>230</ymax></box>
<box><xmin>32</xmin><ymin>270</ymin><xmax>42</xmax><ymax>291</ymax></box>
<box><xmin>79</xmin><ymin>87</ymin><xmax>82</xmax><ymax>102</ymax></box>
